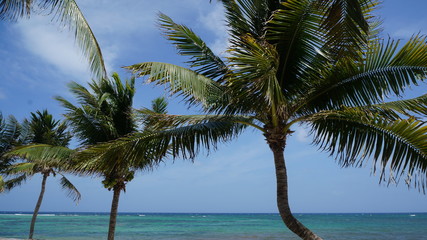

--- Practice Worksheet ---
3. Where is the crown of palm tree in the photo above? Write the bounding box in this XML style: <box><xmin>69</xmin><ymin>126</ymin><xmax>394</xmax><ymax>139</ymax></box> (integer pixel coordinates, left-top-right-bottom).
<box><xmin>126</xmin><ymin>0</ymin><xmax>427</xmax><ymax>189</ymax></box>
<box><xmin>56</xmin><ymin>73</ymin><xmax>136</xmax><ymax>146</ymax></box>
<box><xmin>118</xmin><ymin>1</ymin><xmax>427</xmax><ymax>238</ymax></box>
<box><xmin>1</xmin><ymin>110</ymin><xmax>78</xmax><ymax>197</ymax></box>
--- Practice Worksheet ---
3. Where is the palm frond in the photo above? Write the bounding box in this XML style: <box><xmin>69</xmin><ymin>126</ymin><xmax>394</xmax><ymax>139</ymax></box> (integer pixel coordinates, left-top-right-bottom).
<box><xmin>309</xmin><ymin>108</ymin><xmax>427</xmax><ymax>192</ymax></box>
<box><xmin>59</xmin><ymin>175</ymin><xmax>81</xmax><ymax>203</ymax></box>
<box><xmin>136</xmin><ymin>110</ymin><xmax>258</xmax><ymax>131</ymax></box>
<box><xmin>0</xmin><ymin>114</ymin><xmax>20</xmax><ymax>148</ymax></box>
<box><xmin>300</xmin><ymin>36</ymin><xmax>427</xmax><ymax>114</ymax></box>
<box><xmin>75</xmin><ymin>119</ymin><xmax>247</xmax><ymax>176</ymax></box>
<box><xmin>60</xmin><ymin>81</ymin><xmax>100</xmax><ymax>108</ymax></box>
<box><xmin>318</xmin><ymin>0</ymin><xmax>377</xmax><ymax>58</ymax></box>
<box><xmin>151</xmin><ymin>97</ymin><xmax>168</xmax><ymax>115</ymax></box>
<box><xmin>219</xmin><ymin>0</ymin><xmax>270</xmax><ymax>39</ymax></box>
<box><xmin>227</xmin><ymin>34</ymin><xmax>284</xmax><ymax>117</ymax></box>
<box><xmin>0</xmin><ymin>175</ymin><xmax>4</xmax><ymax>192</ymax></box>
<box><xmin>57</xmin><ymin>74</ymin><xmax>137</xmax><ymax>145</ymax></box>
<box><xmin>0</xmin><ymin>0</ymin><xmax>32</xmax><ymax>20</ymax></box>
<box><xmin>266</xmin><ymin>0</ymin><xmax>326</xmax><ymax>93</ymax></box>
<box><xmin>29</xmin><ymin>109</ymin><xmax>72</xmax><ymax>146</ymax></box>
<box><xmin>3</xmin><ymin>162</ymin><xmax>36</xmax><ymax>175</ymax></box>
<box><xmin>126</xmin><ymin>62</ymin><xmax>227</xmax><ymax>110</ymax></box>
<box><xmin>47</xmin><ymin>0</ymin><xmax>106</xmax><ymax>79</ymax></box>
<box><xmin>0</xmin><ymin>113</ymin><xmax>31</xmax><ymax>156</ymax></box>
<box><xmin>8</xmin><ymin>144</ymin><xmax>76</xmax><ymax>169</ymax></box>
<box><xmin>3</xmin><ymin>174</ymin><xmax>27</xmax><ymax>191</ymax></box>
<box><xmin>367</xmin><ymin>94</ymin><xmax>427</xmax><ymax>119</ymax></box>
<box><xmin>139</xmin><ymin>97</ymin><xmax>169</xmax><ymax>131</ymax></box>
<box><xmin>1</xmin><ymin>114</ymin><xmax>21</xmax><ymax>169</ymax></box>
<box><xmin>159</xmin><ymin>13</ymin><xmax>227</xmax><ymax>80</ymax></box>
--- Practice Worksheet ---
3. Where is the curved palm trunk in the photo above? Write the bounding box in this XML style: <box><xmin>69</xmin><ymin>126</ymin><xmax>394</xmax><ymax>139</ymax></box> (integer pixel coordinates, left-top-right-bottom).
<box><xmin>107</xmin><ymin>184</ymin><xmax>122</xmax><ymax>240</ymax></box>
<box><xmin>267</xmin><ymin>133</ymin><xmax>322</xmax><ymax>240</ymax></box>
<box><xmin>29</xmin><ymin>173</ymin><xmax>48</xmax><ymax>240</ymax></box>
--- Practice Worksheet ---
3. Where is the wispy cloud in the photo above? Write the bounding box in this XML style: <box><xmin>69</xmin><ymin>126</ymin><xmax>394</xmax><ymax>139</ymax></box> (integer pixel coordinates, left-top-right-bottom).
<box><xmin>292</xmin><ymin>124</ymin><xmax>312</xmax><ymax>143</ymax></box>
<box><xmin>16</xmin><ymin>17</ymin><xmax>91</xmax><ymax>82</ymax></box>
<box><xmin>199</xmin><ymin>4</ymin><xmax>229</xmax><ymax>57</ymax></box>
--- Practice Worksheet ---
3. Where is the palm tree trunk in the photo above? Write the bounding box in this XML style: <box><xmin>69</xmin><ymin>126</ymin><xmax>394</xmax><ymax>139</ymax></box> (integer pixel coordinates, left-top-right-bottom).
<box><xmin>107</xmin><ymin>185</ymin><xmax>122</xmax><ymax>240</ymax></box>
<box><xmin>266</xmin><ymin>132</ymin><xmax>322</xmax><ymax>240</ymax></box>
<box><xmin>29</xmin><ymin>173</ymin><xmax>48</xmax><ymax>240</ymax></box>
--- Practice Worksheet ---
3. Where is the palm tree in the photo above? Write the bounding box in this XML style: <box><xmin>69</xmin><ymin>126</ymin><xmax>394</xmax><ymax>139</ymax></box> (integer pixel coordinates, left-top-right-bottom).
<box><xmin>0</xmin><ymin>112</ymin><xmax>31</xmax><ymax>191</ymax></box>
<box><xmin>116</xmin><ymin>1</ymin><xmax>427</xmax><ymax>239</ymax></box>
<box><xmin>0</xmin><ymin>0</ymin><xmax>106</xmax><ymax>79</ymax></box>
<box><xmin>2</xmin><ymin>110</ymin><xmax>80</xmax><ymax>240</ymax></box>
<box><xmin>56</xmin><ymin>73</ymin><xmax>166</xmax><ymax>240</ymax></box>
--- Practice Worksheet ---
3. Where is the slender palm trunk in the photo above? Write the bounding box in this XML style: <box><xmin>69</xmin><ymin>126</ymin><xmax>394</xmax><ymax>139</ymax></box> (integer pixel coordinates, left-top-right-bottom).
<box><xmin>266</xmin><ymin>131</ymin><xmax>322</xmax><ymax>240</ymax></box>
<box><xmin>107</xmin><ymin>184</ymin><xmax>122</xmax><ymax>240</ymax></box>
<box><xmin>29</xmin><ymin>173</ymin><xmax>48</xmax><ymax>240</ymax></box>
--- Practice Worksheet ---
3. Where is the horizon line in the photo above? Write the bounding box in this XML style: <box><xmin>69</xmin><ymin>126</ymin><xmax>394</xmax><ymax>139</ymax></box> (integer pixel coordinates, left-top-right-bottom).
<box><xmin>1</xmin><ymin>211</ymin><xmax>426</xmax><ymax>214</ymax></box>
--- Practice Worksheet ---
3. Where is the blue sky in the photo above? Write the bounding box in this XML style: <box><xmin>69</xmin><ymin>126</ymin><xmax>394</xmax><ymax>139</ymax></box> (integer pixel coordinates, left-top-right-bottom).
<box><xmin>1</xmin><ymin>0</ymin><xmax>427</xmax><ymax>214</ymax></box>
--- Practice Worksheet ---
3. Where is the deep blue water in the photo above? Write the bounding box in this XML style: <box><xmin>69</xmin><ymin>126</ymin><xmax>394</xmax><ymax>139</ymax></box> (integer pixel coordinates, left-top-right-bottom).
<box><xmin>0</xmin><ymin>212</ymin><xmax>426</xmax><ymax>239</ymax></box>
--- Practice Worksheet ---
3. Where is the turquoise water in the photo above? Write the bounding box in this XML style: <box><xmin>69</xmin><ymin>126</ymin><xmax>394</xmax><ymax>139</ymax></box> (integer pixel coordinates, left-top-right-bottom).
<box><xmin>0</xmin><ymin>212</ymin><xmax>426</xmax><ymax>239</ymax></box>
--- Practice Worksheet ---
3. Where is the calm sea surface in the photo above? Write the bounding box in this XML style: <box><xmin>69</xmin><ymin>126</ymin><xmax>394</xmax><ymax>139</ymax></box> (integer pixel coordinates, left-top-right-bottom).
<box><xmin>0</xmin><ymin>212</ymin><xmax>426</xmax><ymax>239</ymax></box>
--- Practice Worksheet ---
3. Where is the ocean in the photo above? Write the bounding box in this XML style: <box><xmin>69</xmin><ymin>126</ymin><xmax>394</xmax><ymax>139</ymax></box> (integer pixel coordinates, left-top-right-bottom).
<box><xmin>0</xmin><ymin>212</ymin><xmax>426</xmax><ymax>239</ymax></box>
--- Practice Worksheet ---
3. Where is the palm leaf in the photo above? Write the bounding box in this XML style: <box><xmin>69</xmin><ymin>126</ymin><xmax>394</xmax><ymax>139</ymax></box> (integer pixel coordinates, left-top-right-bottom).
<box><xmin>227</xmin><ymin>34</ymin><xmax>285</xmax><ymax>117</ymax></box>
<box><xmin>4</xmin><ymin>162</ymin><xmax>36</xmax><ymax>175</ymax></box>
<box><xmin>318</xmin><ymin>0</ymin><xmax>376</xmax><ymax>58</ymax></box>
<box><xmin>56</xmin><ymin>77</ymin><xmax>136</xmax><ymax>145</ymax></box>
<box><xmin>309</xmin><ymin>108</ymin><xmax>427</xmax><ymax>191</ymax></box>
<box><xmin>139</xmin><ymin>97</ymin><xmax>169</xmax><ymax>131</ymax></box>
<box><xmin>59</xmin><ymin>175</ymin><xmax>81</xmax><ymax>202</ymax></box>
<box><xmin>159</xmin><ymin>13</ymin><xmax>227</xmax><ymax>80</ymax></box>
<box><xmin>151</xmin><ymin>97</ymin><xmax>168</xmax><ymax>115</ymax></box>
<box><xmin>0</xmin><ymin>0</ymin><xmax>32</xmax><ymax>20</ymax></box>
<box><xmin>3</xmin><ymin>174</ymin><xmax>27</xmax><ymax>191</ymax></box>
<box><xmin>300</xmin><ymin>36</ymin><xmax>427</xmax><ymax>114</ymax></box>
<box><xmin>75</xmin><ymin>119</ymin><xmax>247</xmax><ymax>176</ymax></box>
<box><xmin>0</xmin><ymin>114</ymin><xmax>31</xmax><ymax>156</ymax></box>
<box><xmin>8</xmin><ymin>144</ymin><xmax>76</xmax><ymax>168</ymax></box>
<box><xmin>0</xmin><ymin>175</ymin><xmax>4</xmax><ymax>192</ymax></box>
<box><xmin>0</xmin><ymin>114</ymin><xmax>20</xmax><ymax>147</ymax></box>
<box><xmin>368</xmin><ymin>94</ymin><xmax>427</xmax><ymax>119</ymax></box>
<box><xmin>136</xmin><ymin>110</ymin><xmax>259</xmax><ymax>131</ymax></box>
<box><xmin>126</xmin><ymin>62</ymin><xmax>227</xmax><ymax>110</ymax></box>
<box><xmin>43</xmin><ymin>0</ymin><xmax>107</xmax><ymax>79</ymax></box>
<box><xmin>266</xmin><ymin>0</ymin><xmax>326</xmax><ymax>92</ymax></box>
<box><xmin>218</xmin><ymin>0</ymin><xmax>265</xmax><ymax>39</ymax></box>
<box><xmin>60</xmin><ymin>81</ymin><xmax>100</xmax><ymax>108</ymax></box>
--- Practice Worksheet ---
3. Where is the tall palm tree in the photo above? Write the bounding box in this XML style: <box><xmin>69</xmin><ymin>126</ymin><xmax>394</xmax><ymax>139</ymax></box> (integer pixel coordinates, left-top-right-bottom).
<box><xmin>0</xmin><ymin>0</ymin><xmax>106</xmax><ymax>79</ymax></box>
<box><xmin>0</xmin><ymin>112</ymin><xmax>31</xmax><ymax>191</ymax></box>
<box><xmin>2</xmin><ymin>110</ymin><xmax>80</xmax><ymax>240</ymax></box>
<box><xmin>56</xmin><ymin>73</ymin><xmax>166</xmax><ymax>240</ymax></box>
<box><xmin>115</xmin><ymin>1</ymin><xmax>427</xmax><ymax>239</ymax></box>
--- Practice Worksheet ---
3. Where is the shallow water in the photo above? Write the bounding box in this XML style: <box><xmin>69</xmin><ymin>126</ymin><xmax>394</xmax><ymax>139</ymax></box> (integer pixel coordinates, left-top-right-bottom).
<box><xmin>1</xmin><ymin>212</ymin><xmax>426</xmax><ymax>239</ymax></box>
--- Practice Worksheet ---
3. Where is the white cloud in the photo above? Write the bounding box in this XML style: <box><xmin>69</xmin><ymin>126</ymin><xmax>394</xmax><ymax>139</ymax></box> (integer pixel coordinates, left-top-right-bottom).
<box><xmin>15</xmin><ymin>16</ymin><xmax>91</xmax><ymax>81</ymax></box>
<box><xmin>77</xmin><ymin>0</ymin><xmax>211</xmax><ymax>36</ymax></box>
<box><xmin>293</xmin><ymin>125</ymin><xmax>311</xmax><ymax>143</ymax></box>
<box><xmin>199</xmin><ymin>4</ymin><xmax>230</xmax><ymax>57</ymax></box>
